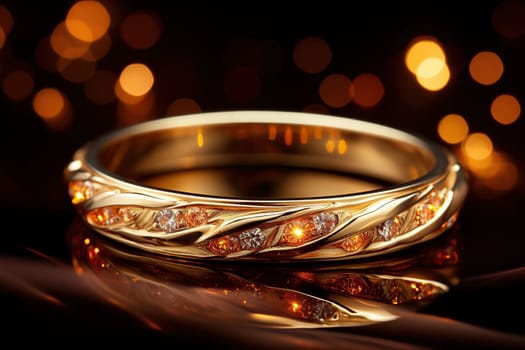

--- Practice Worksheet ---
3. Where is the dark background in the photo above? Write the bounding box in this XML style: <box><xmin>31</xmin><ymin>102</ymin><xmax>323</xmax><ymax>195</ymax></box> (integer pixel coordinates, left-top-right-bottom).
<box><xmin>0</xmin><ymin>1</ymin><xmax>524</xmax><ymax>348</ymax></box>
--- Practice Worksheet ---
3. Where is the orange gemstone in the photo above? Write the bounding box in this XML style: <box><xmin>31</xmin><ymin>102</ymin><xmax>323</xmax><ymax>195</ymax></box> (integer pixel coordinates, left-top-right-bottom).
<box><xmin>281</xmin><ymin>217</ymin><xmax>316</xmax><ymax>246</ymax></box>
<box><xmin>340</xmin><ymin>230</ymin><xmax>373</xmax><ymax>252</ymax></box>
<box><xmin>184</xmin><ymin>207</ymin><xmax>208</xmax><ymax>227</ymax></box>
<box><xmin>207</xmin><ymin>236</ymin><xmax>241</xmax><ymax>256</ymax></box>
<box><xmin>69</xmin><ymin>180</ymin><xmax>94</xmax><ymax>204</ymax></box>
<box><xmin>87</xmin><ymin>207</ymin><xmax>133</xmax><ymax>226</ymax></box>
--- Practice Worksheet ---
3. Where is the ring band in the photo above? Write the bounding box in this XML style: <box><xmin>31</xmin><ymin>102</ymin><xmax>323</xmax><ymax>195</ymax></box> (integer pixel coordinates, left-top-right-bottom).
<box><xmin>64</xmin><ymin>111</ymin><xmax>468</xmax><ymax>262</ymax></box>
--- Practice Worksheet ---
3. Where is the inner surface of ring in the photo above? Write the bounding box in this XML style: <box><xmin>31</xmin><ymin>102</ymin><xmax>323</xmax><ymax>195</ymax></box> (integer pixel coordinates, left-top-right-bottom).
<box><xmin>97</xmin><ymin>122</ymin><xmax>436</xmax><ymax>199</ymax></box>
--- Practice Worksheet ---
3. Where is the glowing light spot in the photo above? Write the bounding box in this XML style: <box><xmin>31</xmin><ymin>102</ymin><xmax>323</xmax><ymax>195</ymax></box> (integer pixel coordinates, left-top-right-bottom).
<box><xmin>2</xmin><ymin>70</ymin><xmax>34</xmax><ymax>101</ymax></box>
<box><xmin>118</xmin><ymin>63</ymin><xmax>154</xmax><ymax>97</ymax></box>
<box><xmin>319</xmin><ymin>74</ymin><xmax>353</xmax><ymax>108</ymax></box>
<box><xmin>290</xmin><ymin>301</ymin><xmax>301</xmax><ymax>313</ymax></box>
<box><xmin>416</xmin><ymin>61</ymin><xmax>450</xmax><ymax>91</ymax></box>
<box><xmin>83</xmin><ymin>238</ymin><xmax>91</xmax><ymax>245</ymax></box>
<box><xmin>120</xmin><ymin>10</ymin><xmax>162</xmax><ymax>49</ymax></box>
<box><xmin>300</xmin><ymin>126</ymin><xmax>308</xmax><ymax>144</ymax></box>
<box><xmin>492</xmin><ymin>0</ymin><xmax>525</xmax><ymax>39</ymax></box>
<box><xmin>291</xmin><ymin>227</ymin><xmax>304</xmax><ymax>239</ymax></box>
<box><xmin>337</xmin><ymin>139</ymin><xmax>347</xmax><ymax>155</ymax></box>
<box><xmin>197</xmin><ymin>128</ymin><xmax>204</xmax><ymax>148</ymax></box>
<box><xmin>33</xmin><ymin>88</ymin><xmax>65</xmax><ymax>119</ymax></box>
<box><xmin>166</xmin><ymin>98</ymin><xmax>201</xmax><ymax>116</ymax></box>
<box><xmin>84</xmin><ymin>69</ymin><xmax>117</xmax><ymax>105</ymax></box>
<box><xmin>32</xmin><ymin>88</ymin><xmax>72</xmax><ymax>131</ymax></box>
<box><xmin>84</xmin><ymin>33</ymin><xmax>112</xmax><ymax>61</ymax></box>
<box><xmin>405</xmin><ymin>38</ymin><xmax>446</xmax><ymax>75</ymax></box>
<box><xmin>285</xmin><ymin>126</ymin><xmax>293</xmax><ymax>146</ymax></box>
<box><xmin>224</xmin><ymin>66</ymin><xmax>260</xmax><ymax>103</ymax></box>
<box><xmin>491</xmin><ymin>94</ymin><xmax>521</xmax><ymax>125</ymax></box>
<box><xmin>65</xmin><ymin>1</ymin><xmax>111</xmax><ymax>42</ymax></box>
<box><xmin>462</xmin><ymin>133</ymin><xmax>493</xmax><ymax>160</ymax></box>
<box><xmin>469</xmin><ymin>51</ymin><xmax>504</xmax><ymax>85</ymax></box>
<box><xmin>325</xmin><ymin>139</ymin><xmax>336</xmax><ymax>153</ymax></box>
<box><xmin>416</xmin><ymin>57</ymin><xmax>446</xmax><ymax>78</ymax></box>
<box><xmin>293</xmin><ymin>36</ymin><xmax>332</xmax><ymax>74</ymax></box>
<box><xmin>352</xmin><ymin>73</ymin><xmax>384</xmax><ymax>108</ymax></box>
<box><xmin>50</xmin><ymin>21</ymin><xmax>91</xmax><ymax>59</ymax></box>
<box><xmin>437</xmin><ymin>114</ymin><xmax>469</xmax><ymax>144</ymax></box>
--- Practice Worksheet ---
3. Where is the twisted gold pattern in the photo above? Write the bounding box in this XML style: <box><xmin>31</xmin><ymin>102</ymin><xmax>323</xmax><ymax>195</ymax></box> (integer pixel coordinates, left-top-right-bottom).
<box><xmin>64</xmin><ymin>111</ymin><xmax>467</xmax><ymax>262</ymax></box>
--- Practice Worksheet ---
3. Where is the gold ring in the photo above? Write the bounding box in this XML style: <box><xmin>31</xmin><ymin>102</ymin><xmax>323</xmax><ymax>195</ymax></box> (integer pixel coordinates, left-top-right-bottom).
<box><xmin>64</xmin><ymin>111</ymin><xmax>468</xmax><ymax>262</ymax></box>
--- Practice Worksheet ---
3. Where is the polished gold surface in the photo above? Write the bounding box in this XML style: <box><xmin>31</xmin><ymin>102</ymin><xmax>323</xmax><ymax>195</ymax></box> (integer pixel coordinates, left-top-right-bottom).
<box><xmin>64</xmin><ymin>111</ymin><xmax>468</xmax><ymax>262</ymax></box>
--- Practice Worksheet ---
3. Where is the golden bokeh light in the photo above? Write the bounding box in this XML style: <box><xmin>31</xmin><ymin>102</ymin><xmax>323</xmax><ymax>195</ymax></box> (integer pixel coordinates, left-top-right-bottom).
<box><xmin>223</xmin><ymin>66</ymin><xmax>260</xmax><ymax>103</ymax></box>
<box><xmin>83</xmin><ymin>33</ymin><xmax>112</xmax><ymax>61</ymax></box>
<box><xmin>352</xmin><ymin>73</ymin><xmax>384</xmax><ymax>108</ymax></box>
<box><xmin>437</xmin><ymin>113</ymin><xmax>469</xmax><ymax>144</ymax></box>
<box><xmin>415</xmin><ymin>60</ymin><xmax>450</xmax><ymax>91</ymax></box>
<box><xmin>166</xmin><ymin>98</ymin><xmax>202</xmax><ymax>116</ymax></box>
<box><xmin>84</xmin><ymin>69</ymin><xmax>117</xmax><ymax>105</ymax></box>
<box><xmin>462</xmin><ymin>132</ymin><xmax>493</xmax><ymax>160</ymax></box>
<box><xmin>325</xmin><ymin>139</ymin><xmax>336</xmax><ymax>153</ymax></box>
<box><xmin>469</xmin><ymin>51</ymin><xmax>504</xmax><ymax>85</ymax></box>
<box><xmin>65</xmin><ymin>0</ymin><xmax>111</xmax><ymax>42</ymax></box>
<box><xmin>120</xmin><ymin>10</ymin><xmax>162</xmax><ymax>50</ymax></box>
<box><xmin>319</xmin><ymin>74</ymin><xmax>353</xmax><ymax>108</ymax></box>
<box><xmin>490</xmin><ymin>93</ymin><xmax>521</xmax><ymax>125</ymax></box>
<box><xmin>293</xmin><ymin>36</ymin><xmax>332</xmax><ymax>74</ymax></box>
<box><xmin>32</xmin><ymin>87</ymin><xmax>72</xmax><ymax>130</ymax></box>
<box><xmin>405</xmin><ymin>38</ymin><xmax>446</xmax><ymax>75</ymax></box>
<box><xmin>115</xmin><ymin>78</ymin><xmax>146</xmax><ymax>104</ymax></box>
<box><xmin>50</xmin><ymin>21</ymin><xmax>91</xmax><ymax>59</ymax></box>
<box><xmin>2</xmin><ymin>70</ymin><xmax>34</xmax><ymax>101</ymax></box>
<box><xmin>33</xmin><ymin>88</ymin><xmax>65</xmax><ymax>119</ymax></box>
<box><xmin>415</xmin><ymin>57</ymin><xmax>446</xmax><ymax>78</ymax></box>
<box><xmin>118</xmin><ymin>63</ymin><xmax>155</xmax><ymax>97</ymax></box>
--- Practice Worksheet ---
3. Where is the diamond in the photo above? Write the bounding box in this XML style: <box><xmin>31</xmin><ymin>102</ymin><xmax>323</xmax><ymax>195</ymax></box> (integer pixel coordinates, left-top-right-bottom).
<box><xmin>375</xmin><ymin>216</ymin><xmax>402</xmax><ymax>241</ymax></box>
<box><xmin>238</xmin><ymin>228</ymin><xmax>265</xmax><ymax>250</ymax></box>
<box><xmin>155</xmin><ymin>208</ymin><xmax>184</xmax><ymax>233</ymax></box>
<box><xmin>313</xmin><ymin>212</ymin><xmax>338</xmax><ymax>235</ymax></box>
